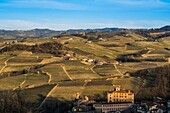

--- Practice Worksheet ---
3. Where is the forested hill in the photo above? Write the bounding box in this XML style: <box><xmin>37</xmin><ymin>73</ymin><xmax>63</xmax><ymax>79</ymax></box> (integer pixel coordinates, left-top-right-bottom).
<box><xmin>131</xmin><ymin>64</ymin><xmax>170</xmax><ymax>100</ymax></box>
<box><xmin>0</xmin><ymin>28</ymin><xmax>123</xmax><ymax>39</ymax></box>
<box><xmin>0</xmin><ymin>26</ymin><xmax>170</xmax><ymax>40</ymax></box>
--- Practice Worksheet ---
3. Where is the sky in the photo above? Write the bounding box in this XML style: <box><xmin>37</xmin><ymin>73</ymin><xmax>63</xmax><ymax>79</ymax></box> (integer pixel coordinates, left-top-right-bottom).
<box><xmin>0</xmin><ymin>0</ymin><xmax>170</xmax><ymax>30</ymax></box>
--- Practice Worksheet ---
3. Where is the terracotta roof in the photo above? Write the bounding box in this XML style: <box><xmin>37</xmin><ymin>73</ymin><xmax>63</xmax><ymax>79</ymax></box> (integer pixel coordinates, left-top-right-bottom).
<box><xmin>108</xmin><ymin>90</ymin><xmax>129</xmax><ymax>93</ymax></box>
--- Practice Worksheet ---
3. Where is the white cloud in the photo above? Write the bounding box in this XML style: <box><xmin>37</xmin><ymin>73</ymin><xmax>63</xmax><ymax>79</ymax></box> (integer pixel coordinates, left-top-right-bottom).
<box><xmin>96</xmin><ymin>0</ymin><xmax>169</xmax><ymax>8</ymax></box>
<box><xmin>0</xmin><ymin>20</ymin><xmax>71</xmax><ymax>30</ymax></box>
<box><xmin>0</xmin><ymin>19</ymin><xmax>169</xmax><ymax>30</ymax></box>
<box><xmin>0</xmin><ymin>0</ymin><xmax>86</xmax><ymax>10</ymax></box>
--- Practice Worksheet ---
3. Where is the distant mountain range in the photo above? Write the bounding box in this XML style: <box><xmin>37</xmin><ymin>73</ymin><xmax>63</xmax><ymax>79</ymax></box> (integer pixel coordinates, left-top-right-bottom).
<box><xmin>0</xmin><ymin>28</ymin><xmax>124</xmax><ymax>39</ymax></box>
<box><xmin>158</xmin><ymin>25</ymin><xmax>170</xmax><ymax>31</ymax></box>
<box><xmin>0</xmin><ymin>26</ymin><xmax>169</xmax><ymax>39</ymax></box>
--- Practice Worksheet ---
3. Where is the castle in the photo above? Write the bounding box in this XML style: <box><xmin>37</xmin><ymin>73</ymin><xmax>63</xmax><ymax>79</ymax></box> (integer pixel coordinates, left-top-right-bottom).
<box><xmin>107</xmin><ymin>85</ymin><xmax>134</xmax><ymax>103</ymax></box>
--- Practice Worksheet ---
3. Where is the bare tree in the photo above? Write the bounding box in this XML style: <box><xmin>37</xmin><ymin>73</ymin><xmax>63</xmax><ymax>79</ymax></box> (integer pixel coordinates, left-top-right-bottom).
<box><xmin>0</xmin><ymin>90</ymin><xmax>30</xmax><ymax>113</ymax></box>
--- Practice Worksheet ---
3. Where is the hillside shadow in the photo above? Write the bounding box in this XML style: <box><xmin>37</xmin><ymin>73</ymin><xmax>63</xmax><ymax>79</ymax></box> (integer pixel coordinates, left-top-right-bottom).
<box><xmin>34</xmin><ymin>95</ymin><xmax>73</xmax><ymax>113</ymax></box>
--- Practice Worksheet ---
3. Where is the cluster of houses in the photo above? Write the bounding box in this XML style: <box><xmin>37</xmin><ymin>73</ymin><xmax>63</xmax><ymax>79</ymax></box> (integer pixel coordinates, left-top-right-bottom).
<box><xmin>82</xmin><ymin>59</ymin><xmax>96</xmax><ymax>64</ymax></box>
<box><xmin>63</xmin><ymin>53</ymin><xmax>78</xmax><ymax>61</ymax></box>
<box><xmin>69</xmin><ymin>86</ymin><xmax>134</xmax><ymax>113</ymax></box>
<box><xmin>4</xmin><ymin>40</ymin><xmax>18</xmax><ymax>45</ymax></box>
<box><xmin>82</xmin><ymin>58</ymin><xmax>119</xmax><ymax>66</ymax></box>
<box><xmin>69</xmin><ymin>86</ymin><xmax>170</xmax><ymax>113</ymax></box>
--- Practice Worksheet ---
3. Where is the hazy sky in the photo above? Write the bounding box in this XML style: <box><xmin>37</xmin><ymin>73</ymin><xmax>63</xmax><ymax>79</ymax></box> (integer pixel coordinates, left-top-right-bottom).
<box><xmin>0</xmin><ymin>0</ymin><xmax>170</xmax><ymax>30</ymax></box>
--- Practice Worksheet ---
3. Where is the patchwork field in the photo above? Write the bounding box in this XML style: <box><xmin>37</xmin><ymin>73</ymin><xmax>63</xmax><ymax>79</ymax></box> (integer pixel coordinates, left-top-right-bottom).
<box><xmin>22</xmin><ymin>84</ymin><xmax>56</xmax><ymax>109</ymax></box>
<box><xmin>63</xmin><ymin>37</ymin><xmax>118</xmax><ymax>61</ymax></box>
<box><xmin>41</xmin><ymin>63</ymin><xmax>71</xmax><ymax>83</ymax></box>
<box><xmin>46</xmin><ymin>78</ymin><xmax>140</xmax><ymax>101</ymax></box>
<box><xmin>0</xmin><ymin>74</ymin><xmax>25</xmax><ymax>90</ymax></box>
<box><xmin>93</xmin><ymin>64</ymin><xmax>118</xmax><ymax>76</ymax></box>
<box><xmin>22</xmin><ymin>73</ymin><xmax>48</xmax><ymax>87</ymax></box>
<box><xmin>0</xmin><ymin>32</ymin><xmax>169</xmax><ymax>112</ymax></box>
<box><xmin>62</xmin><ymin>60</ymin><xmax>100</xmax><ymax>80</ymax></box>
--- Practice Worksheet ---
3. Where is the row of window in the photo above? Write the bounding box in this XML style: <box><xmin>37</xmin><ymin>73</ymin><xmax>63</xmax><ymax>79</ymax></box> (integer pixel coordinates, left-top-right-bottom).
<box><xmin>110</xmin><ymin>95</ymin><xmax>128</xmax><ymax>98</ymax></box>
<box><xmin>109</xmin><ymin>99</ymin><xmax>131</xmax><ymax>102</ymax></box>
<box><xmin>109</xmin><ymin>93</ymin><xmax>128</xmax><ymax>96</ymax></box>
<box><xmin>102</xmin><ymin>108</ymin><xmax>126</xmax><ymax>111</ymax></box>
<box><xmin>102</xmin><ymin>104</ymin><xmax>131</xmax><ymax>107</ymax></box>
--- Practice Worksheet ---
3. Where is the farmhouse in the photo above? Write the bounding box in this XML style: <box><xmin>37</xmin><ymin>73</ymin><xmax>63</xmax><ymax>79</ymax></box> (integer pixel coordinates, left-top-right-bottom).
<box><xmin>71</xmin><ymin>95</ymin><xmax>95</xmax><ymax>113</ymax></box>
<box><xmin>86</xmin><ymin>41</ymin><xmax>93</xmax><ymax>44</ymax></box>
<box><xmin>64</xmin><ymin>56</ymin><xmax>77</xmax><ymax>60</ymax></box>
<box><xmin>96</xmin><ymin>61</ymin><xmax>107</xmax><ymax>65</ymax></box>
<box><xmin>82</xmin><ymin>59</ymin><xmax>95</xmax><ymax>63</ymax></box>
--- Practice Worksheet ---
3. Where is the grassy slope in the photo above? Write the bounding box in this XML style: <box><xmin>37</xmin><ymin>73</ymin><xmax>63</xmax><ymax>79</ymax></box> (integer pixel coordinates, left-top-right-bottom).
<box><xmin>22</xmin><ymin>73</ymin><xmax>48</xmax><ymax>87</ymax></box>
<box><xmin>63</xmin><ymin>60</ymin><xmax>100</xmax><ymax>80</ymax></box>
<box><xmin>41</xmin><ymin>64</ymin><xmax>70</xmax><ymax>83</ymax></box>
<box><xmin>65</xmin><ymin>37</ymin><xmax>118</xmax><ymax>60</ymax></box>
<box><xmin>22</xmin><ymin>84</ymin><xmax>56</xmax><ymax>109</ymax></box>
<box><xmin>49</xmin><ymin>78</ymin><xmax>140</xmax><ymax>101</ymax></box>
<box><xmin>0</xmin><ymin>75</ymin><xmax>25</xmax><ymax>90</ymax></box>
<box><xmin>0</xmin><ymin>33</ymin><xmax>170</xmax><ymax>109</ymax></box>
<box><xmin>93</xmin><ymin>64</ymin><xmax>119</xmax><ymax>76</ymax></box>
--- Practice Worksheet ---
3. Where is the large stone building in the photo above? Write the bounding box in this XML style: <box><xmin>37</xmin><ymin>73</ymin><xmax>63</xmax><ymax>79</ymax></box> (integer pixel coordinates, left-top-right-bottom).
<box><xmin>92</xmin><ymin>86</ymin><xmax>134</xmax><ymax>113</ymax></box>
<box><xmin>93</xmin><ymin>102</ymin><xmax>133</xmax><ymax>113</ymax></box>
<box><xmin>107</xmin><ymin>86</ymin><xmax>134</xmax><ymax>103</ymax></box>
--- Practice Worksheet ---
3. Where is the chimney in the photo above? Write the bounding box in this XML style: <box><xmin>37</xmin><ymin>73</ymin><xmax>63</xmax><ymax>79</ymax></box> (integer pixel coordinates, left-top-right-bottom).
<box><xmin>128</xmin><ymin>90</ymin><xmax>131</xmax><ymax>93</ymax></box>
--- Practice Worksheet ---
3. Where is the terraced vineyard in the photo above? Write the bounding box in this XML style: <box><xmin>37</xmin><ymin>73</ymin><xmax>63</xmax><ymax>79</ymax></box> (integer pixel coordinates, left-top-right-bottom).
<box><xmin>62</xmin><ymin>60</ymin><xmax>100</xmax><ymax>80</ymax></box>
<box><xmin>41</xmin><ymin>64</ymin><xmax>71</xmax><ymax>83</ymax></box>
<box><xmin>0</xmin><ymin>31</ymin><xmax>170</xmax><ymax>112</ymax></box>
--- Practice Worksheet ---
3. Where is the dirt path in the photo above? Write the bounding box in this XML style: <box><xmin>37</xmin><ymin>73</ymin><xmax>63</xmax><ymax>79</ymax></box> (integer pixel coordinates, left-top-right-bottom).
<box><xmin>80</xmin><ymin>80</ymin><xmax>91</xmax><ymax>95</ymax></box>
<box><xmin>0</xmin><ymin>57</ymin><xmax>14</xmax><ymax>73</ymax></box>
<box><xmin>12</xmin><ymin>75</ymin><xmax>28</xmax><ymax>90</ymax></box>
<box><xmin>142</xmin><ymin>48</ymin><xmax>155</xmax><ymax>57</ymax></box>
<box><xmin>90</xmin><ymin>65</ymin><xmax>102</xmax><ymax>78</ymax></box>
<box><xmin>114</xmin><ymin>64</ymin><xmax>124</xmax><ymax>76</ymax></box>
<box><xmin>41</xmin><ymin>71</ymin><xmax>52</xmax><ymax>83</ymax></box>
<box><xmin>19</xmin><ymin>78</ymin><xmax>27</xmax><ymax>87</ymax></box>
<box><xmin>37</xmin><ymin>84</ymin><xmax>59</xmax><ymax>109</ymax></box>
<box><xmin>46</xmin><ymin>72</ymin><xmax>52</xmax><ymax>83</ymax></box>
<box><xmin>60</xmin><ymin>64</ymin><xmax>73</xmax><ymax>81</ymax></box>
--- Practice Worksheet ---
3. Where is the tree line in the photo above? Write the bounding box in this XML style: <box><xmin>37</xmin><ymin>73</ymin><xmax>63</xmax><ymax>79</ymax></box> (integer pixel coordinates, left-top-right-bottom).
<box><xmin>130</xmin><ymin>64</ymin><xmax>170</xmax><ymax>100</ymax></box>
<box><xmin>0</xmin><ymin>42</ymin><xmax>65</xmax><ymax>56</ymax></box>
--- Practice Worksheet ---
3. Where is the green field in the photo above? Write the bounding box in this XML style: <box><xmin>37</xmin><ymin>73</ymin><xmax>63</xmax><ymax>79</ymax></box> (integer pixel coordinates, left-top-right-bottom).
<box><xmin>65</xmin><ymin>37</ymin><xmax>118</xmax><ymax>60</ymax></box>
<box><xmin>0</xmin><ymin>32</ymin><xmax>169</xmax><ymax>112</ymax></box>
<box><xmin>0</xmin><ymin>74</ymin><xmax>25</xmax><ymax>90</ymax></box>
<box><xmin>22</xmin><ymin>73</ymin><xmax>48</xmax><ymax>87</ymax></box>
<box><xmin>93</xmin><ymin>64</ymin><xmax>118</xmax><ymax>76</ymax></box>
<box><xmin>63</xmin><ymin>60</ymin><xmax>100</xmax><ymax>80</ymax></box>
<box><xmin>41</xmin><ymin>64</ymin><xmax>71</xmax><ymax>83</ymax></box>
<box><xmin>22</xmin><ymin>84</ymin><xmax>56</xmax><ymax>109</ymax></box>
<box><xmin>50</xmin><ymin>86</ymin><xmax>84</xmax><ymax>100</ymax></box>
<box><xmin>47</xmin><ymin>78</ymin><xmax>140</xmax><ymax>101</ymax></box>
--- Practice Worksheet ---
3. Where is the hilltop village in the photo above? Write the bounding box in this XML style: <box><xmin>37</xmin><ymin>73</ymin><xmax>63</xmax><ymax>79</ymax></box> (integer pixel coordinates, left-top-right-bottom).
<box><xmin>70</xmin><ymin>86</ymin><xmax>169</xmax><ymax>113</ymax></box>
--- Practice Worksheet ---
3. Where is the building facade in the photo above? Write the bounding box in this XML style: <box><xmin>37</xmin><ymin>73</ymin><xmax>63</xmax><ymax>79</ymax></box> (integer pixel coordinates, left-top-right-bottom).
<box><xmin>93</xmin><ymin>102</ymin><xmax>133</xmax><ymax>113</ymax></box>
<box><xmin>107</xmin><ymin>86</ymin><xmax>134</xmax><ymax>103</ymax></box>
